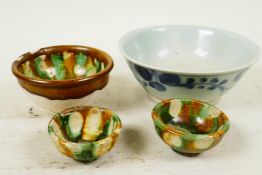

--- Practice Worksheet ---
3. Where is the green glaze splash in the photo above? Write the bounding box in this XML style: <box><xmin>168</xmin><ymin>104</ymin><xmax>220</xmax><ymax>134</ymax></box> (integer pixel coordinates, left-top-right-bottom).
<box><xmin>51</xmin><ymin>54</ymin><xmax>66</xmax><ymax>80</ymax></box>
<box><xmin>22</xmin><ymin>52</ymin><xmax>105</xmax><ymax>80</ymax></box>
<box><xmin>34</xmin><ymin>55</ymin><xmax>52</xmax><ymax>79</ymax></box>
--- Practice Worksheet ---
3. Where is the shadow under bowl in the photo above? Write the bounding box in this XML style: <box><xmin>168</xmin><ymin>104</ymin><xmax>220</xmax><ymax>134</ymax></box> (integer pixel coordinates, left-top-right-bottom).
<box><xmin>48</xmin><ymin>106</ymin><xmax>122</xmax><ymax>162</ymax></box>
<box><xmin>119</xmin><ymin>25</ymin><xmax>260</xmax><ymax>103</ymax></box>
<box><xmin>151</xmin><ymin>98</ymin><xmax>230</xmax><ymax>156</ymax></box>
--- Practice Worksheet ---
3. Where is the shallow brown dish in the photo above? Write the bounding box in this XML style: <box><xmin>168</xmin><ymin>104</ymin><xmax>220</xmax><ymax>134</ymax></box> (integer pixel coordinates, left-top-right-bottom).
<box><xmin>12</xmin><ymin>45</ymin><xmax>113</xmax><ymax>100</ymax></box>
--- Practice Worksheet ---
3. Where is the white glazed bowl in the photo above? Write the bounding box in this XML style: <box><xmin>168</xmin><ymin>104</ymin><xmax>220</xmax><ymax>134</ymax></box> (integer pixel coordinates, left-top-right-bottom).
<box><xmin>119</xmin><ymin>25</ymin><xmax>260</xmax><ymax>103</ymax></box>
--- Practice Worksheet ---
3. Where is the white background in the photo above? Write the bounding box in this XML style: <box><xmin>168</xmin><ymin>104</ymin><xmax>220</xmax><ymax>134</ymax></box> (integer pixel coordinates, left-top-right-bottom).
<box><xmin>0</xmin><ymin>0</ymin><xmax>262</xmax><ymax>174</ymax></box>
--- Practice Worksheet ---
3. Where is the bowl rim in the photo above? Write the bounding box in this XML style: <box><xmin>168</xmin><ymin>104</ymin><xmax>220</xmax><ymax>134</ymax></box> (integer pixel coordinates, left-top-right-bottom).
<box><xmin>119</xmin><ymin>25</ymin><xmax>261</xmax><ymax>75</ymax></box>
<box><xmin>48</xmin><ymin>106</ymin><xmax>122</xmax><ymax>145</ymax></box>
<box><xmin>12</xmin><ymin>45</ymin><xmax>114</xmax><ymax>87</ymax></box>
<box><xmin>151</xmin><ymin>98</ymin><xmax>230</xmax><ymax>139</ymax></box>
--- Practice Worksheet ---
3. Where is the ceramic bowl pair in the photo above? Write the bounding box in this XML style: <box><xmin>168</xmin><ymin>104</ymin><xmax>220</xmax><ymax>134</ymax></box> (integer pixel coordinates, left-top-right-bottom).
<box><xmin>48</xmin><ymin>99</ymin><xmax>229</xmax><ymax>162</ymax></box>
<box><xmin>119</xmin><ymin>25</ymin><xmax>260</xmax><ymax>103</ymax></box>
<box><xmin>12</xmin><ymin>26</ymin><xmax>260</xmax><ymax>112</ymax></box>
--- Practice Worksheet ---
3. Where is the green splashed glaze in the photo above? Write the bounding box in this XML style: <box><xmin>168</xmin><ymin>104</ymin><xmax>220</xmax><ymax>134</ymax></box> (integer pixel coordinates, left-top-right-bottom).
<box><xmin>34</xmin><ymin>56</ymin><xmax>51</xmax><ymax>79</ymax></box>
<box><xmin>152</xmin><ymin>99</ymin><xmax>230</xmax><ymax>155</ymax></box>
<box><xmin>22</xmin><ymin>52</ymin><xmax>105</xmax><ymax>80</ymax></box>
<box><xmin>48</xmin><ymin>107</ymin><xmax>122</xmax><ymax>162</ymax></box>
<box><xmin>94</xmin><ymin>58</ymin><xmax>101</xmax><ymax>72</ymax></box>
<box><xmin>74</xmin><ymin>143</ymin><xmax>97</xmax><ymax>162</ymax></box>
<box><xmin>59</xmin><ymin>114</ymin><xmax>70</xmax><ymax>129</ymax></box>
<box><xmin>51</xmin><ymin>54</ymin><xmax>66</xmax><ymax>80</ymax></box>
<box><xmin>48</xmin><ymin>125</ymin><xmax>54</xmax><ymax>135</ymax></box>
<box><xmin>154</xmin><ymin>103</ymin><xmax>173</xmax><ymax>124</ymax></box>
<box><xmin>76</xmin><ymin>52</ymin><xmax>87</xmax><ymax>67</ymax></box>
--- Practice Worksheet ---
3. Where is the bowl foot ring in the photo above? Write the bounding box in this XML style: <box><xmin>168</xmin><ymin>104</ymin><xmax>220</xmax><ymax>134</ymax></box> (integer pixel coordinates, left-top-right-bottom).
<box><xmin>173</xmin><ymin>150</ymin><xmax>200</xmax><ymax>157</ymax></box>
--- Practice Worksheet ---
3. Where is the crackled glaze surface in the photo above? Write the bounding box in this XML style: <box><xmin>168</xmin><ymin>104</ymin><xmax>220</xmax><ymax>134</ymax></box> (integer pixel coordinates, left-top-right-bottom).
<box><xmin>152</xmin><ymin>99</ymin><xmax>230</xmax><ymax>155</ymax></box>
<box><xmin>48</xmin><ymin>106</ymin><xmax>122</xmax><ymax>162</ymax></box>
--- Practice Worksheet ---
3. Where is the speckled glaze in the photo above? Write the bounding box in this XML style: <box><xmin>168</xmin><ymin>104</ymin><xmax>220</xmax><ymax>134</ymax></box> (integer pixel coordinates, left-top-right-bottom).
<box><xmin>152</xmin><ymin>98</ymin><xmax>230</xmax><ymax>156</ymax></box>
<box><xmin>12</xmin><ymin>45</ymin><xmax>113</xmax><ymax>100</ymax></box>
<box><xmin>48</xmin><ymin>106</ymin><xmax>122</xmax><ymax>162</ymax></box>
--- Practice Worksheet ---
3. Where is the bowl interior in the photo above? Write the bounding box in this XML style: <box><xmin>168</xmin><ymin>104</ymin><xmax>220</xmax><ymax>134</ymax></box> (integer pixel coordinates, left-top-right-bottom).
<box><xmin>16</xmin><ymin>46</ymin><xmax>112</xmax><ymax>81</ymax></box>
<box><xmin>120</xmin><ymin>25</ymin><xmax>260</xmax><ymax>73</ymax></box>
<box><xmin>153</xmin><ymin>99</ymin><xmax>229</xmax><ymax>134</ymax></box>
<box><xmin>49</xmin><ymin>106</ymin><xmax>121</xmax><ymax>143</ymax></box>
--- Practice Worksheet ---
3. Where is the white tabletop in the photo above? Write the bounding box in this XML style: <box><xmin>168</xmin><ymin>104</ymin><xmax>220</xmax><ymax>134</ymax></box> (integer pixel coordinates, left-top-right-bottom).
<box><xmin>0</xmin><ymin>0</ymin><xmax>262</xmax><ymax>174</ymax></box>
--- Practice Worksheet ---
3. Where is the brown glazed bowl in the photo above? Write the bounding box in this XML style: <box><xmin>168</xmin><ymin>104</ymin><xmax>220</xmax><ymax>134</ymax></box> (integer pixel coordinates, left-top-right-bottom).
<box><xmin>12</xmin><ymin>45</ymin><xmax>113</xmax><ymax>111</ymax></box>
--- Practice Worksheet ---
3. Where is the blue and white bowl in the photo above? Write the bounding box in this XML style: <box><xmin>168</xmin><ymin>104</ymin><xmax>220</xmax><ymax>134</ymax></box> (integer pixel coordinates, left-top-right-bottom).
<box><xmin>119</xmin><ymin>25</ymin><xmax>260</xmax><ymax>103</ymax></box>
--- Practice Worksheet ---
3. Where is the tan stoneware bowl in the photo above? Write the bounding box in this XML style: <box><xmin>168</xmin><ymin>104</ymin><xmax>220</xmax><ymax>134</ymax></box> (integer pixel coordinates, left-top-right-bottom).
<box><xmin>12</xmin><ymin>45</ymin><xmax>113</xmax><ymax>112</ymax></box>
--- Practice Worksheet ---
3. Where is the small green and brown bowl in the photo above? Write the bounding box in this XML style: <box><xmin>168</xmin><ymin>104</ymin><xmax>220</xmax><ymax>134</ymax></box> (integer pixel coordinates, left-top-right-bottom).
<box><xmin>48</xmin><ymin>106</ymin><xmax>122</xmax><ymax>162</ymax></box>
<box><xmin>152</xmin><ymin>98</ymin><xmax>230</xmax><ymax>156</ymax></box>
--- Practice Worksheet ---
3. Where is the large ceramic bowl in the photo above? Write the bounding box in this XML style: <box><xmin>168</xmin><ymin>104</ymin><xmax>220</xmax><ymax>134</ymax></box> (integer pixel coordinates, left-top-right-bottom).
<box><xmin>119</xmin><ymin>25</ymin><xmax>260</xmax><ymax>103</ymax></box>
<box><xmin>48</xmin><ymin>106</ymin><xmax>122</xmax><ymax>162</ymax></box>
<box><xmin>152</xmin><ymin>98</ymin><xmax>230</xmax><ymax>156</ymax></box>
<box><xmin>12</xmin><ymin>45</ymin><xmax>113</xmax><ymax>112</ymax></box>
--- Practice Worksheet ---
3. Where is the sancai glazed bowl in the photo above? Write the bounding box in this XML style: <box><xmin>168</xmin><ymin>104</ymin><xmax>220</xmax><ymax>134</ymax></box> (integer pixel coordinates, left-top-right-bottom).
<box><xmin>152</xmin><ymin>99</ymin><xmax>230</xmax><ymax>156</ymax></box>
<box><xmin>48</xmin><ymin>106</ymin><xmax>122</xmax><ymax>162</ymax></box>
<box><xmin>119</xmin><ymin>25</ymin><xmax>260</xmax><ymax>103</ymax></box>
<box><xmin>12</xmin><ymin>45</ymin><xmax>113</xmax><ymax>112</ymax></box>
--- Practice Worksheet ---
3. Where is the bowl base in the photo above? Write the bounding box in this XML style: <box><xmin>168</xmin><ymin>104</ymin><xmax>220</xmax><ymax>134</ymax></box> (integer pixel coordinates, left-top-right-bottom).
<box><xmin>173</xmin><ymin>150</ymin><xmax>200</xmax><ymax>157</ymax></box>
<box><xmin>74</xmin><ymin>158</ymin><xmax>98</xmax><ymax>163</ymax></box>
<box><xmin>23</xmin><ymin>89</ymin><xmax>99</xmax><ymax>113</ymax></box>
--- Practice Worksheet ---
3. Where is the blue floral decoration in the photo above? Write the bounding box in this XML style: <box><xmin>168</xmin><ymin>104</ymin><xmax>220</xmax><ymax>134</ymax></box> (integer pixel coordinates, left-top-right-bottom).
<box><xmin>132</xmin><ymin>64</ymin><xmax>229</xmax><ymax>93</ymax></box>
<box><xmin>134</xmin><ymin>65</ymin><xmax>152</xmax><ymax>81</ymax></box>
